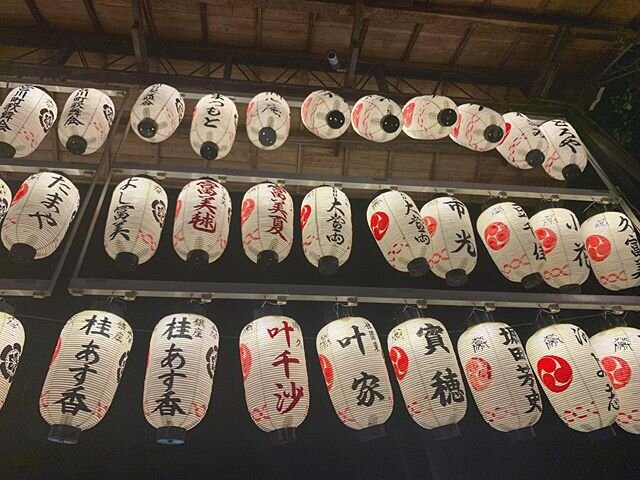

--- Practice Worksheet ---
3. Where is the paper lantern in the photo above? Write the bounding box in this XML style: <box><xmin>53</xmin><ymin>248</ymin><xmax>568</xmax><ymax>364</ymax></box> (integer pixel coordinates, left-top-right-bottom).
<box><xmin>301</xmin><ymin>90</ymin><xmax>350</xmax><ymax>139</ymax></box>
<box><xmin>476</xmin><ymin>201</ymin><xmax>545</xmax><ymax>289</ymax></box>
<box><xmin>241</xmin><ymin>182</ymin><xmax>294</xmax><ymax>268</ymax></box>
<box><xmin>143</xmin><ymin>308</ymin><xmax>219</xmax><ymax>445</ymax></box>
<box><xmin>496</xmin><ymin>112</ymin><xmax>548</xmax><ymax>169</ymax></box>
<box><xmin>0</xmin><ymin>178</ymin><xmax>12</xmax><ymax>223</ymax></box>
<box><xmin>190</xmin><ymin>94</ymin><xmax>238</xmax><ymax>160</ymax></box>
<box><xmin>173</xmin><ymin>178</ymin><xmax>231</xmax><ymax>267</ymax></box>
<box><xmin>130</xmin><ymin>84</ymin><xmax>184</xmax><ymax>143</ymax></box>
<box><xmin>529</xmin><ymin>207</ymin><xmax>589</xmax><ymax>293</ymax></box>
<box><xmin>420</xmin><ymin>196</ymin><xmax>477</xmax><ymax>286</ymax></box>
<box><xmin>402</xmin><ymin>95</ymin><xmax>458</xmax><ymax>140</ymax></box>
<box><xmin>457</xmin><ymin>311</ymin><xmax>542</xmax><ymax>436</ymax></box>
<box><xmin>539</xmin><ymin>120</ymin><xmax>587</xmax><ymax>180</ymax></box>
<box><xmin>40</xmin><ymin>305</ymin><xmax>133</xmax><ymax>444</ymax></box>
<box><xmin>367</xmin><ymin>190</ymin><xmax>432</xmax><ymax>277</ymax></box>
<box><xmin>0</xmin><ymin>304</ymin><xmax>25</xmax><ymax>411</ymax></box>
<box><xmin>104</xmin><ymin>176</ymin><xmax>168</xmax><ymax>271</ymax></box>
<box><xmin>58</xmin><ymin>88</ymin><xmax>115</xmax><ymax>155</ymax></box>
<box><xmin>246</xmin><ymin>92</ymin><xmax>290</xmax><ymax>150</ymax></box>
<box><xmin>580</xmin><ymin>211</ymin><xmax>640</xmax><ymax>291</ymax></box>
<box><xmin>449</xmin><ymin>103</ymin><xmax>505</xmax><ymax>152</ymax></box>
<box><xmin>526</xmin><ymin>317</ymin><xmax>617</xmax><ymax>433</ymax></box>
<box><xmin>300</xmin><ymin>186</ymin><xmax>352</xmax><ymax>274</ymax></box>
<box><xmin>351</xmin><ymin>95</ymin><xmax>402</xmax><ymax>143</ymax></box>
<box><xmin>1</xmin><ymin>172</ymin><xmax>80</xmax><ymax>264</ymax></box>
<box><xmin>0</xmin><ymin>85</ymin><xmax>57</xmax><ymax>158</ymax></box>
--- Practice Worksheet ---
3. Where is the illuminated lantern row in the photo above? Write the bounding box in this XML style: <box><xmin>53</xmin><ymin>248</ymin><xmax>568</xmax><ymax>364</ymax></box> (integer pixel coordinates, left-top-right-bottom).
<box><xmin>300</xmin><ymin>186</ymin><xmax>352</xmax><ymax>275</ymax></box>
<box><xmin>420</xmin><ymin>196</ymin><xmax>477</xmax><ymax>287</ymax></box>
<box><xmin>351</xmin><ymin>95</ymin><xmax>402</xmax><ymax>143</ymax></box>
<box><xmin>0</xmin><ymin>304</ymin><xmax>24</xmax><ymax>411</ymax></box>
<box><xmin>0</xmin><ymin>85</ymin><xmax>57</xmax><ymax>158</ymax></box>
<box><xmin>580</xmin><ymin>211</ymin><xmax>640</xmax><ymax>291</ymax></box>
<box><xmin>457</xmin><ymin>310</ymin><xmax>542</xmax><ymax>437</ymax></box>
<box><xmin>301</xmin><ymin>90</ymin><xmax>351</xmax><ymax>140</ymax></box>
<box><xmin>190</xmin><ymin>93</ymin><xmax>238</xmax><ymax>160</ymax></box>
<box><xmin>130</xmin><ymin>84</ymin><xmax>184</xmax><ymax>143</ymax></box>
<box><xmin>40</xmin><ymin>304</ymin><xmax>133</xmax><ymax>444</ymax></box>
<box><xmin>173</xmin><ymin>178</ymin><xmax>231</xmax><ymax>267</ymax></box>
<box><xmin>539</xmin><ymin>120</ymin><xmax>587</xmax><ymax>181</ymax></box>
<box><xmin>496</xmin><ymin>112</ymin><xmax>547</xmax><ymax>169</ymax></box>
<box><xmin>450</xmin><ymin>104</ymin><xmax>505</xmax><ymax>152</ymax></box>
<box><xmin>0</xmin><ymin>178</ymin><xmax>12</xmax><ymax>223</ymax></box>
<box><xmin>402</xmin><ymin>95</ymin><xmax>458</xmax><ymax>140</ymax></box>
<box><xmin>144</xmin><ymin>306</ymin><xmax>219</xmax><ymax>445</ymax></box>
<box><xmin>530</xmin><ymin>207</ymin><xmax>589</xmax><ymax>293</ymax></box>
<box><xmin>1</xmin><ymin>172</ymin><xmax>79</xmax><ymax>264</ymax></box>
<box><xmin>104</xmin><ymin>176</ymin><xmax>168</xmax><ymax>271</ymax></box>
<box><xmin>477</xmin><ymin>201</ymin><xmax>545</xmax><ymax>289</ymax></box>
<box><xmin>241</xmin><ymin>182</ymin><xmax>294</xmax><ymax>268</ymax></box>
<box><xmin>246</xmin><ymin>92</ymin><xmax>290</xmax><ymax>150</ymax></box>
<box><xmin>58</xmin><ymin>88</ymin><xmax>115</xmax><ymax>155</ymax></box>
<box><xmin>367</xmin><ymin>190</ymin><xmax>432</xmax><ymax>277</ymax></box>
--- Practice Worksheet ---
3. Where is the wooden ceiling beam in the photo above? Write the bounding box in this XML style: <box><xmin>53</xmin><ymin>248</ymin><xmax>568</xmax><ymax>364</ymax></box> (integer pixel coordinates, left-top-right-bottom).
<box><xmin>530</xmin><ymin>24</ymin><xmax>569</xmax><ymax>98</ymax></box>
<box><xmin>200</xmin><ymin>3</ymin><xmax>209</xmax><ymax>43</ymax></box>
<box><xmin>23</xmin><ymin>0</ymin><xmax>50</xmax><ymax>31</ymax></box>
<box><xmin>82</xmin><ymin>0</ymin><xmax>104</xmax><ymax>34</ymax></box>
<box><xmin>401</xmin><ymin>23</ymin><xmax>423</xmax><ymax>62</ymax></box>
<box><xmin>255</xmin><ymin>7</ymin><xmax>262</xmax><ymax>48</ymax></box>
<box><xmin>306</xmin><ymin>12</ymin><xmax>318</xmax><ymax>52</ymax></box>
<box><xmin>131</xmin><ymin>0</ymin><xmax>149</xmax><ymax>73</ymax></box>
<box><xmin>344</xmin><ymin>0</ymin><xmax>365</xmax><ymax>89</ymax></box>
<box><xmin>449</xmin><ymin>26</ymin><xmax>474</xmax><ymax>66</ymax></box>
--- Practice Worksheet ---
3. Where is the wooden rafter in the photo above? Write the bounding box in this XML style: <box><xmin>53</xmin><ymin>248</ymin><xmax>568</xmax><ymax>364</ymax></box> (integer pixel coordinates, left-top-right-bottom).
<box><xmin>530</xmin><ymin>24</ymin><xmax>569</xmax><ymax>97</ymax></box>
<box><xmin>255</xmin><ymin>7</ymin><xmax>262</xmax><ymax>48</ymax></box>
<box><xmin>200</xmin><ymin>2</ymin><xmax>209</xmax><ymax>43</ymax></box>
<box><xmin>449</xmin><ymin>26</ymin><xmax>474</xmax><ymax>65</ymax></box>
<box><xmin>344</xmin><ymin>0</ymin><xmax>366</xmax><ymax>89</ymax></box>
<box><xmin>498</xmin><ymin>32</ymin><xmax>522</xmax><ymax>68</ymax></box>
<box><xmin>23</xmin><ymin>0</ymin><xmax>49</xmax><ymax>31</ymax></box>
<box><xmin>82</xmin><ymin>0</ymin><xmax>104</xmax><ymax>34</ymax></box>
<box><xmin>402</xmin><ymin>23</ymin><xmax>423</xmax><ymax>62</ymax></box>
<box><xmin>306</xmin><ymin>12</ymin><xmax>317</xmax><ymax>52</ymax></box>
<box><xmin>131</xmin><ymin>0</ymin><xmax>149</xmax><ymax>73</ymax></box>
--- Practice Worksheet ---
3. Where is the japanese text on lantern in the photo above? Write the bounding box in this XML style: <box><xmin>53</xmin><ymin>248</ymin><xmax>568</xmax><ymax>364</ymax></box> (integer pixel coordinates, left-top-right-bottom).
<box><xmin>203</xmin><ymin>94</ymin><xmax>225</xmax><ymax>129</ymax></box>
<box><xmin>326</xmin><ymin>188</ymin><xmax>346</xmax><ymax>245</ymax></box>
<box><xmin>64</xmin><ymin>88</ymin><xmax>89</xmax><ymax>127</ymax></box>
<box><xmin>500</xmin><ymin>326</ymin><xmax>541</xmax><ymax>413</ymax></box>
<box><xmin>618</xmin><ymin>214</ymin><xmax>640</xmax><ymax>280</ymax></box>
<box><xmin>29</xmin><ymin>174</ymin><xmax>74</xmax><ymax>231</ymax></box>
<box><xmin>0</xmin><ymin>86</ymin><xmax>30</xmax><ymax>132</ymax></box>
<box><xmin>403</xmin><ymin>194</ymin><xmax>430</xmax><ymax>244</ymax></box>
<box><xmin>266</xmin><ymin>184</ymin><xmax>289</xmax><ymax>241</ymax></box>
<box><xmin>188</xmin><ymin>179</ymin><xmax>220</xmax><ymax>233</ymax></box>
<box><xmin>110</xmin><ymin>177</ymin><xmax>138</xmax><ymax>241</ymax></box>
<box><xmin>268</xmin><ymin>320</ymin><xmax>304</xmax><ymax>414</ymax></box>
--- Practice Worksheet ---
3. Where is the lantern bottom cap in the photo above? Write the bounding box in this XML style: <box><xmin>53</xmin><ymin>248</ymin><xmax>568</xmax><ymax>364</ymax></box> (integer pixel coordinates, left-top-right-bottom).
<box><xmin>48</xmin><ymin>424</ymin><xmax>81</xmax><ymax>445</ymax></box>
<box><xmin>318</xmin><ymin>255</ymin><xmax>340</xmax><ymax>275</ymax></box>
<box><xmin>525</xmin><ymin>149</ymin><xmax>545</xmax><ymax>167</ymax></box>
<box><xmin>258</xmin><ymin>127</ymin><xmax>277</xmax><ymax>147</ymax></box>
<box><xmin>66</xmin><ymin>135</ymin><xmax>88</xmax><ymax>155</ymax></box>
<box><xmin>446</xmin><ymin>268</ymin><xmax>468</xmax><ymax>287</ymax></box>
<box><xmin>187</xmin><ymin>249</ymin><xmax>210</xmax><ymax>268</ymax></box>
<box><xmin>358</xmin><ymin>424</ymin><xmax>386</xmax><ymax>442</ymax></box>
<box><xmin>507</xmin><ymin>426</ymin><xmax>536</xmax><ymax>443</ymax></box>
<box><xmin>408</xmin><ymin>257</ymin><xmax>429</xmax><ymax>278</ymax></box>
<box><xmin>156</xmin><ymin>426</ymin><xmax>187</xmax><ymax>445</ymax></box>
<box><xmin>430</xmin><ymin>423</ymin><xmax>460</xmax><ymax>440</ymax></box>
<box><xmin>9</xmin><ymin>243</ymin><xmax>36</xmax><ymax>265</ymax></box>
<box><xmin>115</xmin><ymin>252</ymin><xmax>139</xmax><ymax>272</ymax></box>
<box><xmin>562</xmin><ymin>163</ymin><xmax>582</xmax><ymax>181</ymax></box>
<box><xmin>199</xmin><ymin>141</ymin><xmax>219</xmax><ymax>160</ymax></box>
<box><xmin>0</xmin><ymin>141</ymin><xmax>16</xmax><ymax>159</ymax></box>
<box><xmin>588</xmin><ymin>425</ymin><xmax>616</xmax><ymax>442</ymax></box>
<box><xmin>257</xmin><ymin>250</ymin><xmax>279</xmax><ymax>270</ymax></box>
<box><xmin>483</xmin><ymin>124</ymin><xmax>504</xmax><ymax>143</ymax></box>
<box><xmin>137</xmin><ymin>118</ymin><xmax>158</xmax><ymax>139</ymax></box>
<box><xmin>269</xmin><ymin>427</ymin><xmax>297</xmax><ymax>446</ymax></box>
<box><xmin>437</xmin><ymin>108</ymin><xmax>457</xmax><ymax>127</ymax></box>
<box><xmin>521</xmin><ymin>272</ymin><xmax>543</xmax><ymax>290</ymax></box>
<box><xmin>558</xmin><ymin>283</ymin><xmax>581</xmax><ymax>294</ymax></box>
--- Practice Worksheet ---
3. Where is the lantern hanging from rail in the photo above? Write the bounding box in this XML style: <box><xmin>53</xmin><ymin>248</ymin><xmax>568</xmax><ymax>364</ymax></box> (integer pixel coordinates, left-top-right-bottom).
<box><xmin>130</xmin><ymin>84</ymin><xmax>184</xmax><ymax>143</ymax></box>
<box><xmin>58</xmin><ymin>88</ymin><xmax>115</xmax><ymax>155</ymax></box>
<box><xmin>580</xmin><ymin>211</ymin><xmax>640</xmax><ymax>291</ymax></box>
<box><xmin>300</xmin><ymin>186</ymin><xmax>352</xmax><ymax>275</ymax></box>
<box><xmin>104</xmin><ymin>176</ymin><xmax>168</xmax><ymax>271</ymax></box>
<box><xmin>241</xmin><ymin>182</ymin><xmax>294</xmax><ymax>269</ymax></box>
<box><xmin>0</xmin><ymin>178</ymin><xmax>12</xmax><ymax>224</ymax></box>
<box><xmin>495</xmin><ymin>112</ymin><xmax>547</xmax><ymax>169</ymax></box>
<box><xmin>246</xmin><ymin>92</ymin><xmax>290</xmax><ymax>150</ymax></box>
<box><xmin>538</xmin><ymin>120</ymin><xmax>587</xmax><ymax>181</ymax></box>
<box><xmin>1</xmin><ymin>172</ymin><xmax>80</xmax><ymax>265</ymax></box>
<box><xmin>420</xmin><ymin>195</ymin><xmax>477</xmax><ymax>286</ymax></box>
<box><xmin>301</xmin><ymin>90</ymin><xmax>351</xmax><ymax>140</ymax></box>
<box><xmin>143</xmin><ymin>303</ymin><xmax>219</xmax><ymax>445</ymax></box>
<box><xmin>173</xmin><ymin>178</ymin><xmax>231</xmax><ymax>268</ymax></box>
<box><xmin>449</xmin><ymin>103</ymin><xmax>504</xmax><ymax>152</ymax></box>
<box><xmin>351</xmin><ymin>95</ymin><xmax>402</xmax><ymax>143</ymax></box>
<box><xmin>190</xmin><ymin>93</ymin><xmax>238</xmax><ymax>160</ymax></box>
<box><xmin>0</xmin><ymin>85</ymin><xmax>57</xmax><ymax>158</ymax></box>
<box><xmin>367</xmin><ymin>190</ymin><xmax>432</xmax><ymax>277</ymax></box>
<box><xmin>0</xmin><ymin>301</ymin><xmax>24</xmax><ymax>412</ymax></box>
<box><xmin>476</xmin><ymin>201</ymin><xmax>545</xmax><ymax>289</ymax></box>
<box><xmin>40</xmin><ymin>301</ymin><xmax>133</xmax><ymax>444</ymax></box>
<box><xmin>402</xmin><ymin>95</ymin><xmax>458</xmax><ymax>140</ymax></box>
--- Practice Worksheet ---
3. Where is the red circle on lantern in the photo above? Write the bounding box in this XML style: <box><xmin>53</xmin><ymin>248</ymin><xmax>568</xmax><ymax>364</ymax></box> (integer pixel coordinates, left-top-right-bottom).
<box><xmin>389</xmin><ymin>346</ymin><xmax>409</xmax><ymax>381</ymax></box>
<box><xmin>465</xmin><ymin>357</ymin><xmax>492</xmax><ymax>391</ymax></box>
<box><xmin>370</xmin><ymin>211</ymin><xmax>390</xmax><ymax>241</ymax></box>
<box><xmin>175</xmin><ymin>199</ymin><xmax>182</xmax><ymax>218</ymax></box>
<box><xmin>402</xmin><ymin>102</ymin><xmax>416</xmax><ymax>128</ymax></box>
<box><xmin>497</xmin><ymin>122</ymin><xmax>512</xmax><ymax>146</ymax></box>
<box><xmin>601</xmin><ymin>355</ymin><xmax>631</xmax><ymax>389</ymax></box>
<box><xmin>585</xmin><ymin>234</ymin><xmax>612</xmax><ymax>263</ymax></box>
<box><xmin>537</xmin><ymin>355</ymin><xmax>573</xmax><ymax>393</ymax></box>
<box><xmin>318</xmin><ymin>354</ymin><xmax>334</xmax><ymax>391</ymax></box>
<box><xmin>484</xmin><ymin>221</ymin><xmax>510</xmax><ymax>250</ymax></box>
<box><xmin>301</xmin><ymin>96</ymin><xmax>313</xmax><ymax>121</ymax></box>
<box><xmin>239</xmin><ymin>343</ymin><xmax>252</xmax><ymax>381</ymax></box>
<box><xmin>535</xmin><ymin>227</ymin><xmax>558</xmax><ymax>254</ymax></box>
<box><xmin>423</xmin><ymin>215</ymin><xmax>437</xmax><ymax>237</ymax></box>
<box><xmin>352</xmin><ymin>102</ymin><xmax>364</xmax><ymax>129</ymax></box>
<box><xmin>240</xmin><ymin>198</ymin><xmax>256</xmax><ymax>227</ymax></box>
<box><xmin>11</xmin><ymin>183</ymin><xmax>29</xmax><ymax>206</ymax></box>
<box><xmin>50</xmin><ymin>337</ymin><xmax>61</xmax><ymax>366</ymax></box>
<box><xmin>300</xmin><ymin>204</ymin><xmax>312</xmax><ymax>230</ymax></box>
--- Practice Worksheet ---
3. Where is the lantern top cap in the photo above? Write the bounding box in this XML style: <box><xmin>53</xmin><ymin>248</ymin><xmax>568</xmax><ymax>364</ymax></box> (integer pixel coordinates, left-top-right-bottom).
<box><xmin>532</xmin><ymin>309</ymin><xmax>558</xmax><ymax>332</ymax></box>
<box><xmin>466</xmin><ymin>308</ymin><xmax>495</xmax><ymax>328</ymax></box>
<box><xmin>0</xmin><ymin>299</ymin><xmax>16</xmax><ymax>316</ymax></box>
<box><xmin>173</xmin><ymin>299</ymin><xmax>207</xmax><ymax>316</ymax></box>
<box><xmin>91</xmin><ymin>297</ymin><xmax>126</xmax><ymax>318</ymax></box>
<box><xmin>252</xmin><ymin>302</ymin><xmax>282</xmax><ymax>320</ymax></box>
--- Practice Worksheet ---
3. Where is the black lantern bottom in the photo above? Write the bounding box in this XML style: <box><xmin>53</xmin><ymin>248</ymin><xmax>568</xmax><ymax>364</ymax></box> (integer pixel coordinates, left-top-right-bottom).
<box><xmin>562</xmin><ymin>164</ymin><xmax>582</xmax><ymax>181</ymax></box>
<box><xmin>358</xmin><ymin>424</ymin><xmax>386</xmax><ymax>442</ymax></box>
<box><xmin>318</xmin><ymin>255</ymin><xmax>339</xmax><ymax>275</ymax></box>
<box><xmin>199</xmin><ymin>141</ymin><xmax>219</xmax><ymax>160</ymax></box>
<box><xmin>559</xmin><ymin>283</ymin><xmax>581</xmax><ymax>294</ymax></box>
<box><xmin>521</xmin><ymin>272</ymin><xmax>543</xmax><ymax>290</ymax></box>
<box><xmin>270</xmin><ymin>427</ymin><xmax>297</xmax><ymax>446</ymax></box>
<box><xmin>507</xmin><ymin>426</ymin><xmax>536</xmax><ymax>443</ymax></box>
<box><xmin>431</xmin><ymin>423</ymin><xmax>461</xmax><ymax>440</ymax></box>
<box><xmin>525</xmin><ymin>149</ymin><xmax>545</xmax><ymax>167</ymax></box>
<box><xmin>588</xmin><ymin>425</ymin><xmax>616</xmax><ymax>442</ymax></box>
<box><xmin>0</xmin><ymin>141</ymin><xmax>16</xmax><ymax>159</ymax></box>
<box><xmin>187</xmin><ymin>249</ymin><xmax>209</xmax><ymax>268</ymax></box>
<box><xmin>66</xmin><ymin>135</ymin><xmax>88</xmax><ymax>155</ymax></box>
<box><xmin>408</xmin><ymin>257</ymin><xmax>429</xmax><ymax>278</ymax></box>
<box><xmin>446</xmin><ymin>268</ymin><xmax>468</xmax><ymax>287</ymax></box>
<box><xmin>156</xmin><ymin>426</ymin><xmax>187</xmax><ymax>445</ymax></box>
<box><xmin>48</xmin><ymin>424</ymin><xmax>81</xmax><ymax>445</ymax></box>
<box><xmin>115</xmin><ymin>252</ymin><xmax>139</xmax><ymax>272</ymax></box>
<box><xmin>9</xmin><ymin>243</ymin><xmax>36</xmax><ymax>265</ymax></box>
<box><xmin>257</xmin><ymin>250</ymin><xmax>279</xmax><ymax>270</ymax></box>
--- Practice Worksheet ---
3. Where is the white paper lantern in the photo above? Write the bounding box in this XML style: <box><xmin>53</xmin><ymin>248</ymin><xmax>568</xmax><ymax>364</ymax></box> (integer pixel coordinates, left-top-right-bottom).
<box><xmin>0</xmin><ymin>178</ymin><xmax>12</xmax><ymax>224</ymax></box>
<box><xmin>496</xmin><ymin>112</ymin><xmax>548</xmax><ymax>169</ymax></box>
<box><xmin>300</xmin><ymin>186</ymin><xmax>352</xmax><ymax>274</ymax></box>
<box><xmin>143</xmin><ymin>310</ymin><xmax>219</xmax><ymax>445</ymax></box>
<box><xmin>420</xmin><ymin>196</ymin><xmax>477</xmax><ymax>286</ymax></box>
<box><xmin>1</xmin><ymin>172</ymin><xmax>80</xmax><ymax>264</ymax></box>
<box><xmin>246</xmin><ymin>92</ymin><xmax>290</xmax><ymax>150</ymax></box>
<box><xmin>104</xmin><ymin>176</ymin><xmax>168</xmax><ymax>271</ymax></box>
<box><xmin>476</xmin><ymin>201</ymin><xmax>545</xmax><ymax>289</ymax></box>
<box><xmin>241</xmin><ymin>182</ymin><xmax>294</xmax><ymax>268</ymax></box>
<box><xmin>580</xmin><ymin>211</ymin><xmax>640</xmax><ymax>291</ymax></box>
<box><xmin>173</xmin><ymin>178</ymin><xmax>231</xmax><ymax>267</ymax></box>
<box><xmin>301</xmin><ymin>90</ymin><xmax>350</xmax><ymax>139</ymax></box>
<box><xmin>351</xmin><ymin>95</ymin><xmax>402</xmax><ymax>143</ymax></box>
<box><xmin>58</xmin><ymin>88</ymin><xmax>115</xmax><ymax>155</ymax></box>
<box><xmin>190</xmin><ymin>94</ymin><xmax>238</xmax><ymax>160</ymax></box>
<box><xmin>526</xmin><ymin>319</ymin><xmax>618</xmax><ymax>433</ymax></box>
<box><xmin>0</xmin><ymin>307</ymin><xmax>25</xmax><ymax>411</ymax></box>
<box><xmin>402</xmin><ymin>95</ymin><xmax>458</xmax><ymax>140</ymax></box>
<box><xmin>529</xmin><ymin>207</ymin><xmax>590</xmax><ymax>292</ymax></box>
<box><xmin>367</xmin><ymin>190</ymin><xmax>432</xmax><ymax>277</ymax></box>
<box><xmin>449</xmin><ymin>103</ymin><xmax>505</xmax><ymax>152</ymax></box>
<box><xmin>317</xmin><ymin>315</ymin><xmax>393</xmax><ymax>433</ymax></box>
<box><xmin>0</xmin><ymin>85</ymin><xmax>57</xmax><ymax>158</ymax></box>
<box><xmin>130</xmin><ymin>84</ymin><xmax>184</xmax><ymax>143</ymax></box>
<box><xmin>457</xmin><ymin>313</ymin><xmax>542</xmax><ymax>435</ymax></box>
<box><xmin>539</xmin><ymin>119</ymin><xmax>587</xmax><ymax>180</ymax></box>
<box><xmin>40</xmin><ymin>307</ymin><xmax>133</xmax><ymax>444</ymax></box>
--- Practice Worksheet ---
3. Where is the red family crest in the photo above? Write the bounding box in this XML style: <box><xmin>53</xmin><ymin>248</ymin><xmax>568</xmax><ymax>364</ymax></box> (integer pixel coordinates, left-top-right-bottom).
<box><xmin>535</xmin><ymin>227</ymin><xmax>558</xmax><ymax>254</ymax></box>
<box><xmin>601</xmin><ymin>356</ymin><xmax>631</xmax><ymax>389</ymax></box>
<box><xmin>484</xmin><ymin>221</ymin><xmax>510</xmax><ymax>250</ymax></box>
<box><xmin>370</xmin><ymin>211</ymin><xmax>390</xmax><ymax>241</ymax></box>
<box><xmin>240</xmin><ymin>198</ymin><xmax>256</xmax><ymax>227</ymax></box>
<box><xmin>423</xmin><ymin>215</ymin><xmax>437</xmax><ymax>237</ymax></box>
<box><xmin>352</xmin><ymin>102</ymin><xmax>364</xmax><ymax>128</ymax></box>
<box><xmin>318</xmin><ymin>354</ymin><xmax>334</xmax><ymax>391</ymax></box>
<box><xmin>300</xmin><ymin>204</ymin><xmax>312</xmax><ymax>230</ymax></box>
<box><xmin>585</xmin><ymin>234</ymin><xmax>611</xmax><ymax>262</ymax></box>
<box><xmin>497</xmin><ymin>122</ymin><xmax>512</xmax><ymax>146</ymax></box>
<box><xmin>537</xmin><ymin>355</ymin><xmax>573</xmax><ymax>393</ymax></box>
<box><xmin>239</xmin><ymin>343</ymin><xmax>252</xmax><ymax>381</ymax></box>
<box><xmin>11</xmin><ymin>183</ymin><xmax>29</xmax><ymax>206</ymax></box>
<box><xmin>402</xmin><ymin>102</ymin><xmax>415</xmax><ymax>127</ymax></box>
<box><xmin>389</xmin><ymin>346</ymin><xmax>409</xmax><ymax>381</ymax></box>
<box><xmin>465</xmin><ymin>357</ymin><xmax>492</xmax><ymax>391</ymax></box>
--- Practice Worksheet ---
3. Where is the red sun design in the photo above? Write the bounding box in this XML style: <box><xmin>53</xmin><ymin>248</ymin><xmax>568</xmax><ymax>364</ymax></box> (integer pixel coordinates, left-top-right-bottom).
<box><xmin>175</xmin><ymin>199</ymin><xmax>182</xmax><ymax>218</ymax></box>
<box><xmin>239</xmin><ymin>343</ymin><xmax>252</xmax><ymax>381</ymax></box>
<box><xmin>423</xmin><ymin>215</ymin><xmax>437</xmax><ymax>237</ymax></box>
<box><xmin>240</xmin><ymin>198</ymin><xmax>256</xmax><ymax>227</ymax></box>
<box><xmin>247</xmin><ymin>101</ymin><xmax>255</xmax><ymax>117</ymax></box>
<box><xmin>585</xmin><ymin>235</ymin><xmax>611</xmax><ymax>263</ymax></box>
<box><xmin>484</xmin><ymin>221</ymin><xmax>510</xmax><ymax>251</ymax></box>
<box><xmin>497</xmin><ymin>122</ymin><xmax>512</xmax><ymax>146</ymax></box>
<box><xmin>50</xmin><ymin>337</ymin><xmax>61</xmax><ymax>367</ymax></box>
<box><xmin>370</xmin><ymin>211</ymin><xmax>390</xmax><ymax>241</ymax></box>
<box><xmin>451</xmin><ymin>113</ymin><xmax>462</xmax><ymax>138</ymax></box>
<box><xmin>301</xmin><ymin>96</ymin><xmax>313</xmax><ymax>121</ymax></box>
<box><xmin>402</xmin><ymin>102</ymin><xmax>416</xmax><ymax>127</ymax></box>
<box><xmin>465</xmin><ymin>357</ymin><xmax>492</xmax><ymax>391</ymax></box>
<box><xmin>318</xmin><ymin>354</ymin><xmax>334</xmax><ymax>391</ymax></box>
<box><xmin>300</xmin><ymin>204</ymin><xmax>312</xmax><ymax>230</ymax></box>
<box><xmin>389</xmin><ymin>346</ymin><xmax>409</xmax><ymax>381</ymax></box>
<box><xmin>535</xmin><ymin>227</ymin><xmax>558</xmax><ymax>254</ymax></box>
<box><xmin>537</xmin><ymin>355</ymin><xmax>573</xmax><ymax>393</ymax></box>
<box><xmin>352</xmin><ymin>102</ymin><xmax>364</xmax><ymax>128</ymax></box>
<box><xmin>601</xmin><ymin>356</ymin><xmax>631</xmax><ymax>389</ymax></box>
<box><xmin>11</xmin><ymin>183</ymin><xmax>29</xmax><ymax>206</ymax></box>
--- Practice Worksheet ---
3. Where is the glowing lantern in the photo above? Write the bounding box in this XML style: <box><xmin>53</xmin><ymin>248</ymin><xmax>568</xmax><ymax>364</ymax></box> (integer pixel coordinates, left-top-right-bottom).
<box><xmin>58</xmin><ymin>88</ymin><xmax>115</xmax><ymax>155</ymax></box>
<box><xmin>104</xmin><ymin>176</ymin><xmax>167</xmax><ymax>271</ymax></box>
<box><xmin>0</xmin><ymin>85</ymin><xmax>57</xmax><ymax>158</ymax></box>
<box><xmin>0</xmin><ymin>302</ymin><xmax>24</xmax><ymax>411</ymax></box>
<box><xmin>351</xmin><ymin>95</ymin><xmax>402</xmax><ymax>143</ymax></box>
<box><xmin>130</xmin><ymin>84</ymin><xmax>184</xmax><ymax>143</ymax></box>
<box><xmin>1</xmin><ymin>172</ymin><xmax>79</xmax><ymax>264</ymax></box>
<box><xmin>539</xmin><ymin>120</ymin><xmax>587</xmax><ymax>180</ymax></box>
<box><xmin>367</xmin><ymin>190</ymin><xmax>432</xmax><ymax>277</ymax></box>
<box><xmin>246</xmin><ymin>92</ymin><xmax>290</xmax><ymax>150</ymax></box>
<box><xmin>301</xmin><ymin>90</ymin><xmax>350</xmax><ymax>139</ymax></box>
<box><xmin>449</xmin><ymin>103</ymin><xmax>505</xmax><ymax>152</ymax></box>
<box><xmin>402</xmin><ymin>95</ymin><xmax>458</xmax><ymax>140</ymax></box>
<box><xmin>300</xmin><ymin>186</ymin><xmax>352</xmax><ymax>274</ymax></box>
<box><xmin>190</xmin><ymin>94</ymin><xmax>238</xmax><ymax>160</ymax></box>
<box><xmin>496</xmin><ymin>112</ymin><xmax>547</xmax><ymax>169</ymax></box>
